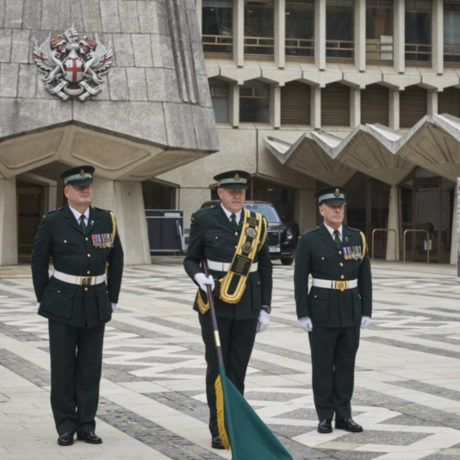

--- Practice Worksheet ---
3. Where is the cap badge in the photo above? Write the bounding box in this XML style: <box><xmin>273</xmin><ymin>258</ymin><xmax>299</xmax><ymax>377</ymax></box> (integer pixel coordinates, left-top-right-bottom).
<box><xmin>235</xmin><ymin>173</ymin><xmax>240</xmax><ymax>181</ymax></box>
<box><xmin>80</xmin><ymin>169</ymin><xmax>85</xmax><ymax>176</ymax></box>
<box><xmin>334</xmin><ymin>188</ymin><xmax>340</xmax><ymax>197</ymax></box>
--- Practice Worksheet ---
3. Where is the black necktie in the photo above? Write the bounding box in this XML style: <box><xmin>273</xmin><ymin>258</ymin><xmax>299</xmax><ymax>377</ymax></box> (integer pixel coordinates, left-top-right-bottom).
<box><xmin>80</xmin><ymin>214</ymin><xmax>86</xmax><ymax>233</ymax></box>
<box><xmin>230</xmin><ymin>213</ymin><xmax>238</xmax><ymax>230</ymax></box>
<box><xmin>334</xmin><ymin>229</ymin><xmax>341</xmax><ymax>248</ymax></box>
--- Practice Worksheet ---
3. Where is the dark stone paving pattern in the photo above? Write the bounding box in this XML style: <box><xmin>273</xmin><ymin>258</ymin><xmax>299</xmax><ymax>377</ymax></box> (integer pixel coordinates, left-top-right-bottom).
<box><xmin>334</xmin><ymin>429</ymin><xmax>429</xmax><ymax>446</ymax></box>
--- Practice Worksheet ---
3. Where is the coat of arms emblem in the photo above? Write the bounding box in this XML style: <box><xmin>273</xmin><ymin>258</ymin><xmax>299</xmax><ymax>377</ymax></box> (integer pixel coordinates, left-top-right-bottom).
<box><xmin>33</xmin><ymin>26</ymin><xmax>113</xmax><ymax>101</ymax></box>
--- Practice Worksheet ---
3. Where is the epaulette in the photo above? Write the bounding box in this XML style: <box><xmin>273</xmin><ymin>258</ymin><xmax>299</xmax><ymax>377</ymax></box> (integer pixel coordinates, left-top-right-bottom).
<box><xmin>298</xmin><ymin>227</ymin><xmax>318</xmax><ymax>239</ymax></box>
<box><xmin>94</xmin><ymin>206</ymin><xmax>112</xmax><ymax>213</ymax></box>
<box><xmin>191</xmin><ymin>206</ymin><xmax>213</xmax><ymax>221</ymax></box>
<box><xmin>347</xmin><ymin>226</ymin><xmax>362</xmax><ymax>233</ymax></box>
<box><xmin>42</xmin><ymin>207</ymin><xmax>62</xmax><ymax>219</ymax></box>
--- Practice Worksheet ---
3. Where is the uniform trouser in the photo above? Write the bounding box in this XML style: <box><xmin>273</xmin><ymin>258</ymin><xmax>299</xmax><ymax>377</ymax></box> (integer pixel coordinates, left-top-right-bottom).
<box><xmin>48</xmin><ymin>320</ymin><xmax>105</xmax><ymax>435</ymax></box>
<box><xmin>309</xmin><ymin>326</ymin><xmax>360</xmax><ymax>421</ymax></box>
<box><xmin>199</xmin><ymin>313</ymin><xmax>258</xmax><ymax>436</ymax></box>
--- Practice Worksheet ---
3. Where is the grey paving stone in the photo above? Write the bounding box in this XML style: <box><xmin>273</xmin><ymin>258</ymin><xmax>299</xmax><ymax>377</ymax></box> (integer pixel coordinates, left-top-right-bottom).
<box><xmin>267</xmin><ymin>423</ymin><xmax>316</xmax><ymax>438</ymax></box>
<box><xmin>118</xmin><ymin>0</ymin><xmax>140</xmax><ymax>33</ymax></box>
<box><xmin>132</xmin><ymin>34</ymin><xmax>154</xmax><ymax>67</ymax></box>
<box><xmin>334</xmin><ymin>429</ymin><xmax>430</xmax><ymax>446</ymax></box>
<box><xmin>4</xmin><ymin>0</ymin><xmax>23</xmax><ymax>29</ymax></box>
<box><xmin>244</xmin><ymin>391</ymin><xmax>307</xmax><ymax>403</ymax></box>
<box><xmin>100</xmin><ymin>0</ymin><xmax>121</xmax><ymax>33</ymax></box>
<box><xmin>0</xmin><ymin>29</ymin><xmax>12</xmax><ymax>63</ymax></box>
<box><xmin>126</xmin><ymin>67</ymin><xmax>148</xmax><ymax>101</ymax></box>
<box><xmin>380</xmin><ymin>413</ymin><xmax>442</xmax><ymax>427</ymax></box>
<box><xmin>11</xmin><ymin>29</ymin><xmax>30</xmax><ymax>64</ymax></box>
<box><xmin>317</xmin><ymin>450</ymin><xmax>386</xmax><ymax>460</ymax></box>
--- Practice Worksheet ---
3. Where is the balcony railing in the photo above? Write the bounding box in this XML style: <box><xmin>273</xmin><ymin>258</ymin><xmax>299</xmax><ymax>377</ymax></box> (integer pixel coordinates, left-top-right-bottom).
<box><xmin>405</xmin><ymin>43</ymin><xmax>432</xmax><ymax>62</ymax></box>
<box><xmin>326</xmin><ymin>39</ymin><xmax>354</xmax><ymax>59</ymax></box>
<box><xmin>202</xmin><ymin>34</ymin><xmax>233</xmax><ymax>57</ymax></box>
<box><xmin>366</xmin><ymin>37</ymin><xmax>393</xmax><ymax>63</ymax></box>
<box><xmin>244</xmin><ymin>36</ymin><xmax>274</xmax><ymax>57</ymax></box>
<box><xmin>285</xmin><ymin>38</ymin><xmax>314</xmax><ymax>59</ymax></box>
<box><xmin>444</xmin><ymin>45</ymin><xmax>460</xmax><ymax>63</ymax></box>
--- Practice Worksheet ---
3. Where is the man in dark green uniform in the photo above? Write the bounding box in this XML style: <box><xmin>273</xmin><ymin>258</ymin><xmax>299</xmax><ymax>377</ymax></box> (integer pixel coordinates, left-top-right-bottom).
<box><xmin>184</xmin><ymin>170</ymin><xmax>272</xmax><ymax>449</ymax></box>
<box><xmin>31</xmin><ymin>165</ymin><xmax>124</xmax><ymax>446</ymax></box>
<box><xmin>294</xmin><ymin>186</ymin><xmax>372</xmax><ymax>434</ymax></box>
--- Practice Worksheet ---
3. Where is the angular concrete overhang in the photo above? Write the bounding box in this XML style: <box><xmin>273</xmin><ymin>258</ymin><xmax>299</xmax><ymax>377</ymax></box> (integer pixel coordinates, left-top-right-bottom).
<box><xmin>266</xmin><ymin>114</ymin><xmax>460</xmax><ymax>186</ymax></box>
<box><xmin>399</xmin><ymin>114</ymin><xmax>460</xmax><ymax>182</ymax></box>
<box><xmin>0</xmin><ymin>0</ymin><xmax>219</xmax><ymax>181</ymax></box>
<box><xmin>265</xmin><ymin>133</ymin><xmax>356</xmax><ymax>186</ymax></box>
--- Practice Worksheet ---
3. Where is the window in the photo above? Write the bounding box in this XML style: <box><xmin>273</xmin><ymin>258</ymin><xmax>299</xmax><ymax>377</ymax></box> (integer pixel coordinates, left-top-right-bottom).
<box><xmin>326</xmin><ymin>0</ymin><xmax>354</xmax><ymax>60</ymax></box>
<box><xmin>285</xmin><ymin>0</ymin><xmax>314</xmax><ymax>60</ymax></box>
<box><xmin>321</xmin><ymin>83</ymin><xmax>350</xmax><ymax>126</ymax></box>
<box><xmin>366</xmin><ymin>0</ymin><xmax>393</xmax><ymax>64</ymax></box>
<box><xmin>244</xmin><ymin>1</ymin><xmax>274</xmax><ymax>57</ymax></box>
<box><xmin>438</xmin><ymin>87</ymin><xmax>460</xmax><ymax>117</ymax></box>
<box><xmin>361</xmin><ymin>84</ymin><xmax>389</xmax><ymax>125</ymax></box>
<box><xmin>281</xmin><ymin>81</ymin><xmax>311</xmax><ymax>125</ymax></box>
<box><xmin>400</xmin><ymin>85</ymin><xmax>427</xmax><ymax>127</ymax></box>
<box><xmin>405</xmin><ymin>0</ymin><xmax>432</xmax><ymax>63</ymax></box>
<box><xmin>202</xmin><ymin>0</ymin><xmax>233</xmax><ymax>57</ymax></box>
<box><xmin>209</xmin><ymin>78</ymin><xmax>229</xmax><ymax>123</ymax></box>
<box><xmin>240</xmin><ymin>80</ymin><xmax>270</xmax><ymax>123</ymax></box>
<box><xmin>444</xmin><ymin>2</ymin><xmax>460</xmax><ymax>63</ymax></box>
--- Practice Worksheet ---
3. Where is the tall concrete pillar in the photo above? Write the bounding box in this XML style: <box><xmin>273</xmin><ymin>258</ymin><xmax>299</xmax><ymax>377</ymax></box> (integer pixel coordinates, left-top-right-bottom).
<box><xmin>196</xmin><ymin>0</ymin><xmax>202</xmax><ymax>31</ymax></box>
<box><xmin>315</xmin><ymin>0</ymin><xmax>326</xmax><ymax>71</ymax></box>
<box><xmin>294</xmin><ymin>188</ymin><xmax>317</xmax><ymax>232</ymax></box>
<box><xmin>234</xmin><ymin>0</ymin><xmax>244</xmax><ymax>67</ymax></box>
<box><xmin>229</xmin><ymin>85</ymin><xmax>240</xmax><ymax>128</ymax></box>
<box><xmin>394</xmin><ymin>0</ymin><xmax>405</xmax><ymax>74</ymax></box>
<box><xmin>271</xmin><ymin>86</ymin><xmax>281</xmax><ymax>128</ymax></box>
<box><xmin>427</xmin><ymin>91</ymin><xmax>438</xmax><ymax>116</ymax></box>
<box><xmin>450</xmin><ymin>192</ymin><xmax>458</xmax><ymax>265</ymax></box>
<box><xmin>355</xmin><ymin>0</ymin><xmax>366</xmax><ymax>72</ymax></box>
<box><xmin>351</xmin><ymin>88</ymin><xmax>361</xmax><ymax>128</ymax></box>
<box><xmin>92</xmin><ymin>178</ymin><xmax>151</xmax><ymax>266</ymax></box>
<box><xmin>275</xmin><ymin>0</ymin><xmax>285</xmax><ymax>69</ymax></box>
<box><xmin>389</xmin><ymin>90</ymin><xmax>400</xmax><ymax>130</ymax></box>
<box><xmin>386</xmin><ymin>185</ymin><xmax>400</xmax><ymax>261</ymax></box>
<box><xmin>432</xmin><ymin>0</ymin><xmax>443</xmax><ymax>75</ymax></box>
<box><xmin>0</xmin><ymin>177</ymin><xmax>18</xmax><ymax>266</ymax></box>
<box><xmin>311</xmin><ymin>86</ymin><xmax>321</xmax><ymax>129</ymax></box>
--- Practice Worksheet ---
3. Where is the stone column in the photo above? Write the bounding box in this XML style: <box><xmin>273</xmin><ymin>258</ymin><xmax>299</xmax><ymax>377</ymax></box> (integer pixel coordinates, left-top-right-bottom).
<box><xmin>274</xmin><ymin>0</ymin><xmax>285</xmax><ymax>69</ymax></box>
<box><xmin>450</xmin><ymin>191</ymin><xmax>458</xmax><ymax>265</ymax></box>
<box><xmin>432</xmin><ymin>0</ymin><xmax>443</xmax><ymax>75</ymax></box>
<box><xmin>350</xmin><ymin>88</ymin><xmax>361</xmax><ymax>128</ymax></box>
<box><xmin>234</xmin><ymin>0</ymin><xmax>244</xmax><ymax>67</ymax></box>
<box><xmin>394</xmin><ymin>0</ymin><xmax>405</xmax><ymax>74</ymax></box>
<box><xmin>315</xmin><ymin>0</ymin><xmax>326</xmax><ymax>70</ymax></box>
<box><xmin>294</xmin><ymin>187</ymin><xmax>317</xmax><ymax>232</ymax></box>
<box><xmin>92</xmin><ymin>177</ymin><xmax>151</xmax><ymax>265</ymax></box>
<box><xmin>389</xmin><ymin>89</ymin><xmax>400</xmax><ymax>130</ymax></box>
<box><xmin>196</xmin><ymin>0</ymin><xmax>203</xmax><ymax>31</ymax></box>
<box><xmin>0</xmin><ymin>177</ymin><xmax>18</xmax><ymax>266</ymax></box>
<box><xmin>386</xmin><ymin>185</ymin><xmax>400</xmax><ymax>261</ymax></box>
<box><xmin>229</xmin><ymin>84</ymin><xmax>240</xmax><ymax>127</ymax></box>
<box><xmin>271</xmin><ymin>85</ymin><xmax>281</xmax><ymax>128</ymax></box>
<box><xmin>355</xmin><ymin>0</ymin><xmax>366</xmax><ymax>72</ymax></box>
<box><xmin>311</xmin><ymin>86</ymin><xmax>321</xmax><ymax>129</ymax></box>
<box><xmin>427</xmin><ymin>91</ymin><xmax>438</xmax><ymax>116</ymax></box>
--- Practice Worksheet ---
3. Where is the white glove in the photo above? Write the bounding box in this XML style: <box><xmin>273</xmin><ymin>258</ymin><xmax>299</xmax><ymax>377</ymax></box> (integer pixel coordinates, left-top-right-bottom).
<box><xmin>36</xmin><ymin>303</ymin><xmax>40</xmax><ymax>312</ymax></box>
<box><xmin>256</xmin><ymin>310</ymin><xmax>270</xmax><ymax>333</ymax></box>
<box><xmin>194</xmin><ymin>273</ymin><xmax>215</xmax><ymax>292</ymax></box>
<box><xmin>111</xmin><ymin>303</ymin><xmax>117</xmax><ymax>312</ymax></box>
<box><xmin>361</xmin><ymin>316</ymin><xmax>371</xmax><ymax>329</ymax></box>
<box><xmin>298</xmin><ymin>316</ymin><xmax>313</xmax><ymax>332</ymax></box>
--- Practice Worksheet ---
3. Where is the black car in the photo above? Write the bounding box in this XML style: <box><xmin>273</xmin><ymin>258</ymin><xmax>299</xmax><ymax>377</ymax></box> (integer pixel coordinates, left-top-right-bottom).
<box><xmin>201</xmin><ymin>200</ymin><xmax>298</xmax><ymax>265</ymax></box>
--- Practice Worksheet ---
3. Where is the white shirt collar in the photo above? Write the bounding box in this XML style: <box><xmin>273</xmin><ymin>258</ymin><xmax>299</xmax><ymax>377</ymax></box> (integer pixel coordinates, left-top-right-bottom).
<box><xmin>69</xmin><ymin>204</ymin><xmax>90</xmax><ymax>224</ymax></box>
<box><xmin>324</xmin><ymin>223</ymin><xmax>343</xmax><ymax>241</ymax></box>
<box><xmin>220</xmin><ymin>203</ymin><xmax>242</xmax><ymax>224</ymax></box>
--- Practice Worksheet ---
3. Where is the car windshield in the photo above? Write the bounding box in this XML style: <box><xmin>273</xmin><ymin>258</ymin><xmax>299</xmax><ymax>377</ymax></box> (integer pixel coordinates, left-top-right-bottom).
<box><xmin>243</xmin><ymin>204</ymin><xmax>281</xmax><ymax>223</ymax></box>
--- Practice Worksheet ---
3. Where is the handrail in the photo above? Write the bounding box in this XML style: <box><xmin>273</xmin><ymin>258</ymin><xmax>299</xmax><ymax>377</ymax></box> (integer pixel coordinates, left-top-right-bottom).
<box><xmin>371</xmin><ymin>228</ymin><xmax>397</xmax><ymax>262</ymax></box>
<box><xmin>403</xmin><ymin>229</ymin><xmax>430</xmax><ymax>264</ymax></box>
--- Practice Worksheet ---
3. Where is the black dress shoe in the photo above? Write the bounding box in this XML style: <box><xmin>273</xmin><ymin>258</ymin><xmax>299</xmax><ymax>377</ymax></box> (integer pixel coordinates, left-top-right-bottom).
<box><xmin>211</xmin><ymin>435</ymin><xmax>225</xmax><ymax>449</ymax></box>
<box><xmin>77</xmin><ymin>431</ymin><xmax>103</xmax><ymax>444</ymax></box>
<box><xmin>317</xmin><ymin>419</ymin><xmax>332</xmax><ymax>434</ymax></box>
<box><xmin>335</xmin><ymin>418</ymin><xmax>363</xmax><ymax>432</ymax></box>
<box><xmin>57</xmin><ymin>432</ymin><xmax>74</xmax><ymax>446</ymax></box>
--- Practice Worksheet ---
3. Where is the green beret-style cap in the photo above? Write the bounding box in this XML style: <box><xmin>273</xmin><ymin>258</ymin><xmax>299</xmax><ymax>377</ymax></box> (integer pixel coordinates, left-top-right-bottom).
<box><xmin>315</xmin><ymin>186</ymin><xmax>348</xmax><ymax>205</ymax></box>
<box><xmin>60</xmin><ymin>165</ymin><xmax>95</xmax><ymax>186</ymax></box>
<box><xmin>213</xmin><ymin>170</ymin><xmax>250</xmax><ymax>190</ymax></box>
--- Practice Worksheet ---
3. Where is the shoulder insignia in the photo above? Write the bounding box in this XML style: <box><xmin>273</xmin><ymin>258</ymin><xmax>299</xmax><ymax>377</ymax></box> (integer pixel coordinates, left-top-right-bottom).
<box><xmin>347</xmin><ymin>226</ymin><xmax>362</xmax><ymax>233</ymax></box>
<box><xmin>45</xmin><ymin>208</ymin><xmax>61</xmax><ymax>216</ymax></box>
<box><xmin>298</xmin><ymin>235</ymin><xmax>301</xmax><ymax>239</ymax></box>
<box><xmin>94</xmin><ymin>206</ymin><xmax>112</xmax><ymax>213</ymax></box>
<box><xmin>301</xmin><ymin>227</ymin><xmax>319</xmax><ymax>238</ymax></box>
<box><xmin>42</xmin><ymin>214</ymin><xmax>46</xmax><ymax>219</ymax></box>
<box><xmin>191</xmin><ymin>216</ymin><xmax>195</xmax><ymax>221</ymax></box>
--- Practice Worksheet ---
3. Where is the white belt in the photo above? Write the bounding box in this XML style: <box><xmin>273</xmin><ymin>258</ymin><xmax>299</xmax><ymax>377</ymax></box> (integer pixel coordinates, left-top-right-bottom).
<box><xmin>312</xmin><ymin>278</ymin><xmax>358</xmax><ymax>290</ymax></box>
<box><xmin>208</xmin><ymin>260</ymin><xmax>258</xmax><ymax>273</ymax></box>
<box><xmin>53</xmin><ymin>270</ymin><xmax>106</xmax><ymax>286</ymax></box>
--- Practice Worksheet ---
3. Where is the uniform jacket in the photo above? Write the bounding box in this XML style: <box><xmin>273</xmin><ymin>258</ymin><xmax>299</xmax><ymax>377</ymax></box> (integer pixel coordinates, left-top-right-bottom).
<box><xmin>183</xmin><ymin>204</ymin><xmax>272</xmax><ymax>320</ymax></box>
<box><xmin>31</xmin><ymin>204</ymin><xmax>124</xmax><ymax>329</ymax></box>
<box><xmin>294</xmin><ymin>223</ymin><xmax>372</xmax><ymax>328</ymax></box>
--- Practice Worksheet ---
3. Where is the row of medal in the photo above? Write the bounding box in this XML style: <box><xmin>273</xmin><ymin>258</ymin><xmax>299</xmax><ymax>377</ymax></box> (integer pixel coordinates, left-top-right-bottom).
<box><xmin>342</xmin><ymin>246</ymin><xmax>362</xmax><ymax>260</ymax></box>
<box><xmin>92</xmin><ymin>233</ymin><xmax>114</xmax><ymax>248</ymax></box>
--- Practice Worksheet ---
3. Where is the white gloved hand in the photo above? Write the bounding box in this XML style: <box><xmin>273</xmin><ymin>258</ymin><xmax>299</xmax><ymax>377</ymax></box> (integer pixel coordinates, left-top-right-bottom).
<box><xmin>111</xmin><ymin>303</ymin><xmax>117</xmax><ymax>312</ymax></box>
<box><xmin>298</xmin><ymin>316</ymin><xmax>313</xmax><ymax>332</ymax></box>
<box><xmin>36</xmin><ymin>303</ymin><xmax>40</xmax><ymax>312</ymax></box>
<box><xmin>256</xmin><ymin>309</ymin><xmax>270</xmax><ymax>333</ymax></box>
<box><xmin>361</xmin><ymin>316</ymin><xmax>371</xmax><ymax>329</ymax></box>
<box><xmin>194</xmin><ymin>273</ymin><xmax>215</xmax><ymax>292</ymax></box>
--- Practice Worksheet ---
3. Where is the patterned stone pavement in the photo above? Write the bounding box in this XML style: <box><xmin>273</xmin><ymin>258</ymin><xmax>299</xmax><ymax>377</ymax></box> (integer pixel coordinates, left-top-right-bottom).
<box><xmin>0</xmin><ymin>258</ymin><xmax>459</xmax><ymax>460</ymax></box>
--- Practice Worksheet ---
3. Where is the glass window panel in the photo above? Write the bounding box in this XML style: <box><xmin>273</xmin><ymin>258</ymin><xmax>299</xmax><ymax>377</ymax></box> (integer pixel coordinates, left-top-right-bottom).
<box><xmin>202</xmin><ymin>0</ymin><xmax>233</xmax><ymax>54</ymax></box>
<box><xmin>240</xmin><ymin>87</ymin><xmax>253</xmax><ymax>96</ymax></box>
<box><xmin>405</xmin><ymin>2</ymin><xmax>431</xmax><ymax>61</ymax></box>
<box><xmin>254</xmin><ymin>87</ymin><xmax>269</xmax><ymax>97</ymax></box>
<box><xmin>285</xmin><ymin>1</ymin><xmax>315</xmax><ymax>57</ymax></box>
<box><xmin>240</xmin><ymin>97</ymin><xmax>270</xmax><ymax>122</ymax></box>
<box><xmin>327</xmin><ymin>3</ymin><xmax>354</xmax><ymax>58</ymax></box>
<box><xmin>366</xmin><ymin>7</ymin><xmax>393</xmax><ymax>39</ymax></box>
<box><xmin>212</xmin><ymin>97</ymin><xmax>229</xmax><ymax>122</ymax></box>
<box><xmin>245</xmin><ymin>2</ymin><xmax>274</xmax><ymax>37</ymax></box>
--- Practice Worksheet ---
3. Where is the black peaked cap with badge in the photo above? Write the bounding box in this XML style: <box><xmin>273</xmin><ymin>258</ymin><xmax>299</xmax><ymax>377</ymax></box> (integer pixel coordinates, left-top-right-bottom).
<box><xmin>315</xmin><ymin>186</ymin><xmax>348</xmax><ymax>205</ymax></box>
<box><xmin>214</xmin><ymin>170</ymin><xmax>251</xmax><ymax>190</ymax></box>
<box><xmin>59</xmin><ymin>165</ymin><xmax>95</xmax><ymax>186</ymax></box>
